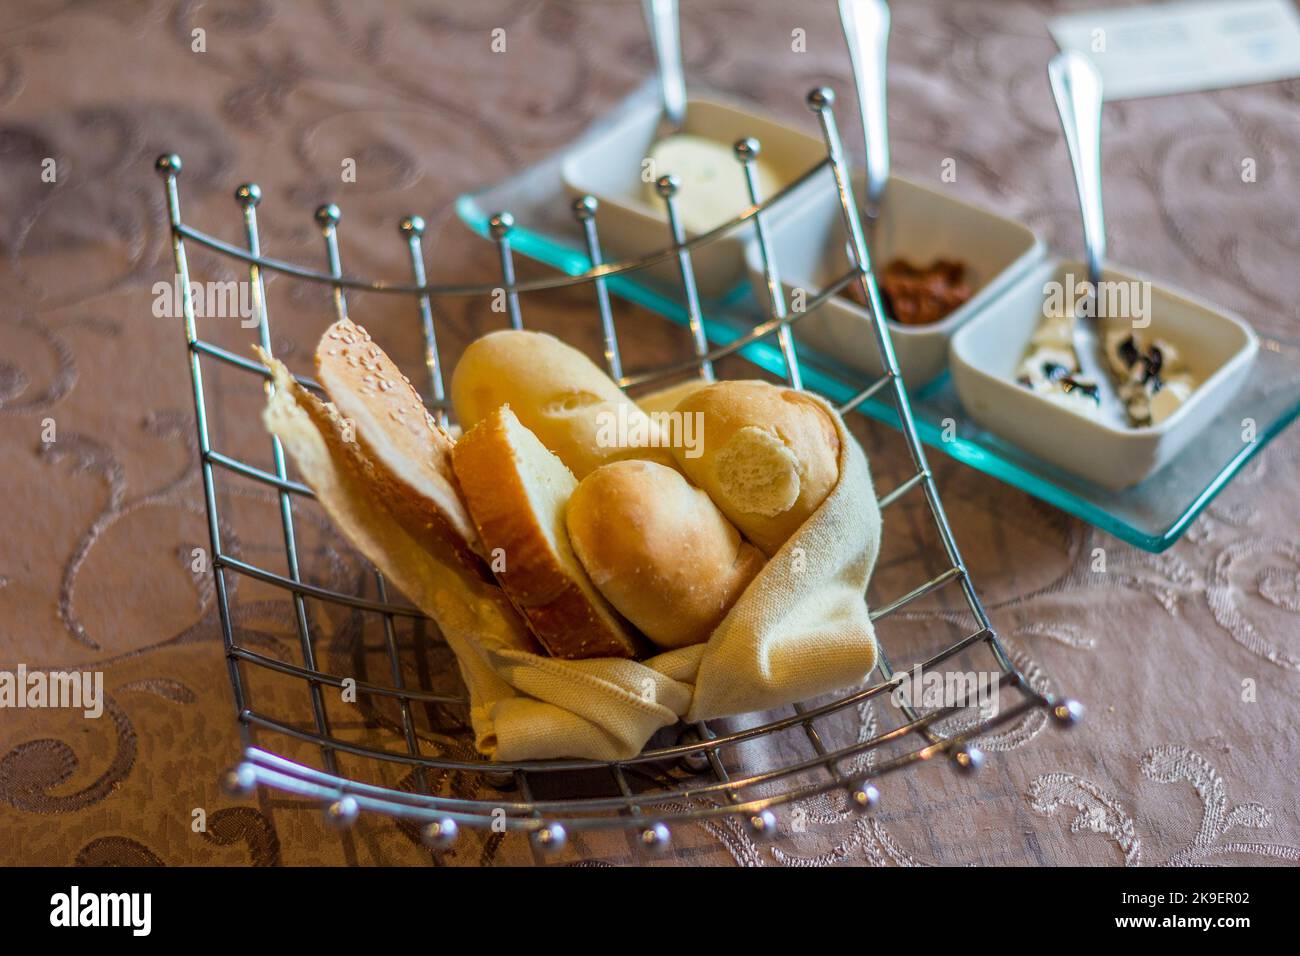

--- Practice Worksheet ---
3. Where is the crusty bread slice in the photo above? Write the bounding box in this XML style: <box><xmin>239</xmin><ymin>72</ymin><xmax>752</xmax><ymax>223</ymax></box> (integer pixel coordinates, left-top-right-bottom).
<box><xmin>256</xmin><ymin>347</ymin><xmax>538</xmax><ymax>651</ymax></box>
<box><xmin>315</xmin><ymin>318</ymin><xmax>487</xmax><ymax>572</ymax></box>
<box><xmin>452</xmin><ymin>405</ymin><xmax>642</xmax><ymax>660</ymax></box>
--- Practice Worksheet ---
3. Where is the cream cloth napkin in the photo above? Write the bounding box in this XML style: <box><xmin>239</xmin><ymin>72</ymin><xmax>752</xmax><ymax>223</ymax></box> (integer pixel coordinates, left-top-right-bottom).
<box><xmin>264</xmin><ymin>363</ymin><xmax>881</xmax><ymax>762</ymax></box>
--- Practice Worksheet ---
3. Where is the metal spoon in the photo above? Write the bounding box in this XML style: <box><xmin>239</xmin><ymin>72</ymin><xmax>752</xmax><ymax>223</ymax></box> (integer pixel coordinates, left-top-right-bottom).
<box><xmin>838</xmin><ymin>0</ymin><xmax>891</xmax><ymax>224</ymax></box>
<box><xmin>1048</xmin><ymin>51</ymin><xmax>1127</xmax><ymax>427</ymax></box>
<box><xmin>643</xmin><ymin>0</ymin><xmax>686</xmax><ymax>133</ymax></box>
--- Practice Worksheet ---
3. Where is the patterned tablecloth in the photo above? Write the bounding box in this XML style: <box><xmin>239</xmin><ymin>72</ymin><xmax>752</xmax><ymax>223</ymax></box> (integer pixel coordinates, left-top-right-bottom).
<box><xmin>1</xmin><ymin>0</ymin><xmax>1297</xmax><ymax>867</ymax></box>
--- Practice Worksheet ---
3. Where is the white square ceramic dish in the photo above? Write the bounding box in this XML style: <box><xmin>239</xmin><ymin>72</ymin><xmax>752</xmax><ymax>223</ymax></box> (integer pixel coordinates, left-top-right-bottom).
<box><xmin>949</xmin><ymin>259</ymin><xmax>1259</xmax><ymax>491</ymax></box>
<box><xmin>744</xmin><ymin>173</ymin><xmax>1045</xmax><ymax>389</ymax></box>
<box><xmin>561</xmin><ymin>96</ymin><xmax>828</xmax><ymax>298</ymax></box>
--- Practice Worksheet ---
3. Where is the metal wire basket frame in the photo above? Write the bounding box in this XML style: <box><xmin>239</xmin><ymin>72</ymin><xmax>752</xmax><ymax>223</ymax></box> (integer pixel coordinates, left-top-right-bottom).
<box><xmin>157</xmin><ymin>85</ymin><xmax>1081</xmax><ymax>856</ymax></box>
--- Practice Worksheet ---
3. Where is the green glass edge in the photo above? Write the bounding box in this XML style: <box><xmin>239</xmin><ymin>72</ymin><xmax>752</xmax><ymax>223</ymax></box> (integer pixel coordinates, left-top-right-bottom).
<box><xmin>456</xmin><ymin>195</ymin><xmax>1298</xmax><ymax>554</ymax></box>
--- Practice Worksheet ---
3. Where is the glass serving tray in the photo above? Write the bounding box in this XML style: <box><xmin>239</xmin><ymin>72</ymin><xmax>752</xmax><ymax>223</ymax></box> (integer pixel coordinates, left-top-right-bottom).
<box><xmin>455</xmin><ymin>84</ymin><xmax>1300</xmax><ymax>554</ymax></box>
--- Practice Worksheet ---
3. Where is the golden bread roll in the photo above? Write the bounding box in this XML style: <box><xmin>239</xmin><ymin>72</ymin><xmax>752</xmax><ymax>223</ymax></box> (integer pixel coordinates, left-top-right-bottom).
<box><xmin>451</xmin><ymin>404</ymin><xmax>641</xmax><ymax>659</ymax></box>
<box><xmin>450</xmin><ymin>329</ymin><xmax>676</xmax><ymax>478</ymax></box>
<box><xmin>671</xmin><ymin>380</ymin><xmax>840</xmax><ymax>555</ymax></box>
<box><xmin>566</xmin><ymin>460</ymin><xmax>764</xmax><ymax>650</ymax></box>
<box><xmin>635</xmin><ymin>377</ymin><xmax>710</xmax><ymax>417</ymax></box>
<box><xmin>315</xmin><ymin>318</ymin><xmax>485</xmax><ymax>569</ymax></box>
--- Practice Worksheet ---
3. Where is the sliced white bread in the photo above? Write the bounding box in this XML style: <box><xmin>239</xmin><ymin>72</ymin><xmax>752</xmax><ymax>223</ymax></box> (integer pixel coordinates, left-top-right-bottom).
<box><xmin>315</xmin><ymin>317</ymin><xmax>486</xmax><ymax>571</ymax></box>
<box><xmin>256</xmin><ymin>348</ymin><xmax>538</xmax><ymax>655</ymax></box>
<box><xmin>451</xmin><ymin>404</ymin><xmax>642</xmax><ymax>660</ymax></box>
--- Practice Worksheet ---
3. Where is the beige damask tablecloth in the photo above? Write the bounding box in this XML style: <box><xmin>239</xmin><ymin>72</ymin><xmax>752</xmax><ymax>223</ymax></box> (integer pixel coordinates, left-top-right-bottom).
<box><xmin>1</xmin><ymin>0</ymin><xmax>1297</xmax><ymax>867</ymax></box>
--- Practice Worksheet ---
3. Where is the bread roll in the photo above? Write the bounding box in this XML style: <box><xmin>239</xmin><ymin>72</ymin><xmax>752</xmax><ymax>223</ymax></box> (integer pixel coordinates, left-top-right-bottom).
<box><xmin>452</xmin><ymin>404</ymin><xmax>641</xmax><ymax>660</ymax></box>
<box><xmin>671</xmin><ymin>380</ymin><xmax>840</xmax><ymax>556</ymax></box>
<box><xmin>450</xmin><ymin>330</ymin><xmax>676</xmax><ymax>479</ymax></box>
<box><xmin>315</xmin><ymin>318</ymin><xmax>485</xmax><ymax>569</ymax></box>
<box><xmin>566</xmin><ymin>460</ymin><xmax>764</xmax><ymax>650</ymax></box>
<box><xmin>635</xmin><ymin>377</ymin><xmax>709</xmax><ymax>417</ymax></box>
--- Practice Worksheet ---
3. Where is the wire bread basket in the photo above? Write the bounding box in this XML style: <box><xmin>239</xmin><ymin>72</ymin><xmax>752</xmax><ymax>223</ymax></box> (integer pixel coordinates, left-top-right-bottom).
<box><xmin>157</xmin><ymin>84</ymin><xmax>1081</xmax><ymax>858</ymax></box>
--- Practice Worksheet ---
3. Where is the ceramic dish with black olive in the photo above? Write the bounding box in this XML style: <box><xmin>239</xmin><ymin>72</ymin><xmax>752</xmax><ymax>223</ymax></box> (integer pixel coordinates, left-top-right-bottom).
<box><xmin>949</xmin><ymin>259</ymin><xmax>1258</xmax><ymax>491</ymax></box>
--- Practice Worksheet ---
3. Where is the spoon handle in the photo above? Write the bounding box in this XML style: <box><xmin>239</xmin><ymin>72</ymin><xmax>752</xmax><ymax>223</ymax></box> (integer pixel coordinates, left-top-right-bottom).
<box><xmin>642</xmin><ymin>0</ymin><xmax>686</xmax><ymax>131</ymax></box>
<box><xmin>1048</xmin><ymin>51</ymin><xmax>1106</xmax><ymax>287</ymax></box>
<box><xmin>838</xmin><ymin>0</ymin><xmax>891</xmax><ymax>216</ymax></box>
<box><xmin>1048</xmin><ymin>52</ymin><xmax>1128</xmax><ymax>427</ymax></box>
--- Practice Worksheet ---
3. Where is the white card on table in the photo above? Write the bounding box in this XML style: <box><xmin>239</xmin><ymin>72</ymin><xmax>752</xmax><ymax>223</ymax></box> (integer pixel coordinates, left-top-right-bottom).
<box><xmin>1049</xmin><ymin>0</ymin><xmax>1300</xmax><ymax>100</ymax></box>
